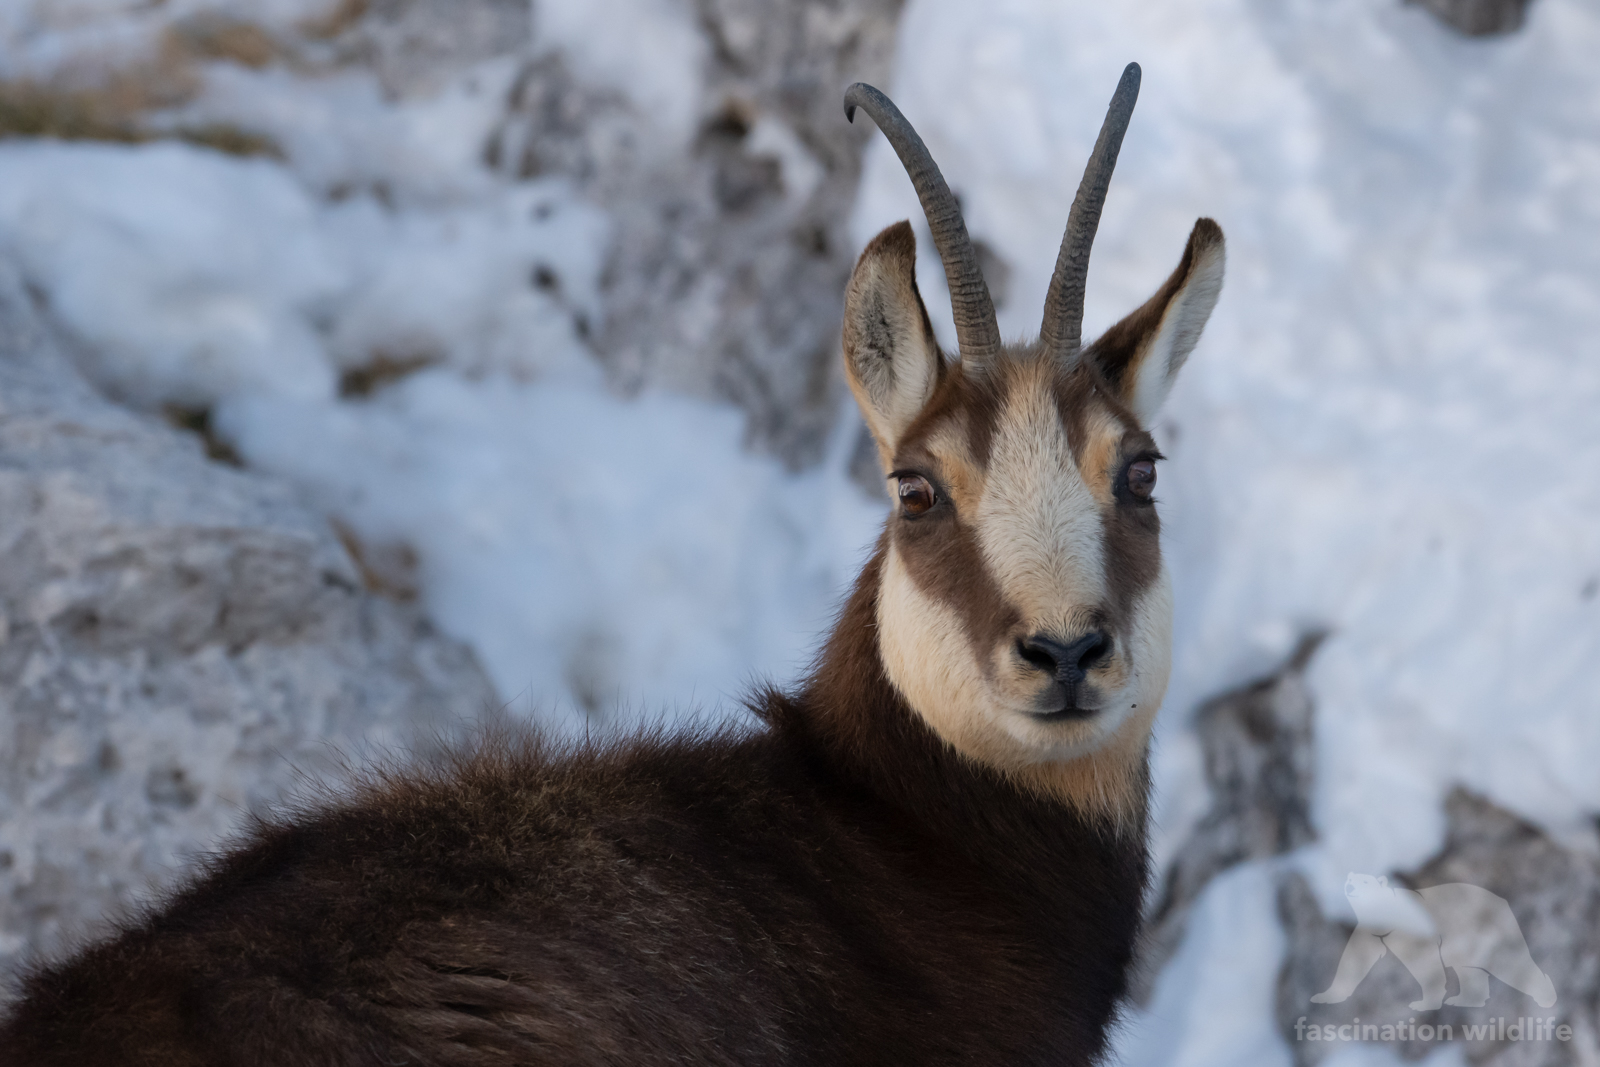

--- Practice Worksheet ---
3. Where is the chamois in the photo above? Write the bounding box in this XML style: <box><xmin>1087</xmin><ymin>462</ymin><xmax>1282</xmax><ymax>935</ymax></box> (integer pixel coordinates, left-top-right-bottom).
<box><xmin>0</xmin><ymin>64</ymin><xmax>1225</xmax><ymax>1065</ymax></box>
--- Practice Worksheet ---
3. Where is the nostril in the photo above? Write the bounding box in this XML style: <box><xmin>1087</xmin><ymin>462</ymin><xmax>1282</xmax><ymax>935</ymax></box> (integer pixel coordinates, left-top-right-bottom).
<box><xmin>1017</xmin><ymin>638</ymin><xmax>1059</xmax><ymax>674</ymax></box>
<box><xmin>1077</xmin><ymin>631</ymin><xmax>1112</xmax><ymax>672</ymax></box>
<box><xmin>1018</xmin><ymin>631</ymin><xmax>1113</xmax><ymax>682</ymax></box>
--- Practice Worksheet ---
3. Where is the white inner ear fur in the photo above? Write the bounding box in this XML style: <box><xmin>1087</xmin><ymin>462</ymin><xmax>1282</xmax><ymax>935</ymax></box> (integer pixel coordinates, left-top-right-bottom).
<box><xmin>843</xmin><ymin>253</ymin><xmax>939</xmax><ymax>467</ymax></box>
<box><xmin>1129</xmin><ymin>240</ymin><xmax>1225</xmax><ymax>423</ymax></box>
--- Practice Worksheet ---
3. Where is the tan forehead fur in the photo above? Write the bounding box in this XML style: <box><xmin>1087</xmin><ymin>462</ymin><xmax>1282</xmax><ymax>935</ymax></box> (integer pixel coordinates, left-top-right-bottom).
<box><xmin>895</xmin><ymin>353</ymin><xmax>1135</xmax><ymax>491</ymax></box>
<box><xmin>979</xmin><ymin>377</ymin><xmax>1099</xmax><ymax>646</ymax></box>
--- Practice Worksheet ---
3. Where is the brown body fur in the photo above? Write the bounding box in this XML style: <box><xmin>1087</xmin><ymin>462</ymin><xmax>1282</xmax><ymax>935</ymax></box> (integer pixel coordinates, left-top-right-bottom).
<box><xmin>0</xmin><ymin>553</ymin><xmax>1146</xmax><ymax>1066</ymax></box>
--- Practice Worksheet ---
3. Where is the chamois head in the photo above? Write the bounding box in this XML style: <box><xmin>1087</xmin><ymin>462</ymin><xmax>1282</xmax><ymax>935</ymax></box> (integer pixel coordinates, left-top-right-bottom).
<box><xmin>844</xmin><ymin>66</ymin><xmax>1224</xmax><ymax>818</ymax></box>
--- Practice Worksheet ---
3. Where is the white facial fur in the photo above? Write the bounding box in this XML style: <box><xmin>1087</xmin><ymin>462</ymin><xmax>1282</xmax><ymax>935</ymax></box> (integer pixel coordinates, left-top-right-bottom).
<box><xmin>872</xmin><ymin>367</ymin><xmax>1174</xmax><ymax>819</ymax></box>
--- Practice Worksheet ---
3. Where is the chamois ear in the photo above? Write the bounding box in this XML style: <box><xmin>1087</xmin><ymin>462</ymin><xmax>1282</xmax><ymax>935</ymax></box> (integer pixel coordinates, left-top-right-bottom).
<box><xmin>1085</xmin><ymin>218</ymin><xmax>1224</xmax><ymax>424</ymax></box>
<box><xmin>843</xmin><ymin>221</ymin><xmax>944</xmax><ymax>469</ymax></box>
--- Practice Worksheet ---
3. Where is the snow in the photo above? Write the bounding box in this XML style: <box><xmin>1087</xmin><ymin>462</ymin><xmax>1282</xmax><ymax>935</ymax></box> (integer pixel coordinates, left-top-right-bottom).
<box><xmin>533</xmin><ymin>0</ymin><xmax>706</xmax><ymax>146</ymax></box>
<box><xmin>2</xmin><ymin>0</ymin><xmax>1599</xmax><ymax>1061</ymax></box>
<box><xmin>315</xmin><ymin>179</ymin><xmax>609</xmax><ymax>382</ymax></box>
<box><xmin>156</xmin><ymin>59</ymin><xmax>526</xmax><ymax>202</ymax></box>
<box><xmin>0</xmin><ymin>0</ymin><xmax>345</xmax><ymax>83</ymax></box>
<box><xmin>218</xmin><ymin>377</ymin><xmax>881</xmax><ymax>730</ymax></box>
<box><xmin>0</xmin><ymin>141</ymin><xmax>342</xmax><ymax>409</ymax></box>
<box><xmin>1324</xmin><ymin>1046</ymin><xmax>1468</xmax><ymax>1067</ymax></box>
<box><xmin>1121</xmin><ymin>862</ymin><xmax>1292</xmax><ymax>1067</ymax></box>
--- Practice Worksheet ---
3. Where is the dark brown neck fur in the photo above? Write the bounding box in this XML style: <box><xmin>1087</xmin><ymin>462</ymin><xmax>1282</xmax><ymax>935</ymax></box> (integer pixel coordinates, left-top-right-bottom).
<box><xmin>762</xmin><ymin>538</ymin><xmax>1152</xmax><ymax>1053</ymax></box>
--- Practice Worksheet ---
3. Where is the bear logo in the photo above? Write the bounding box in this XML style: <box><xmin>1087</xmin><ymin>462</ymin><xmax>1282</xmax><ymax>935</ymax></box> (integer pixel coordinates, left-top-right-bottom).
<box><xmin>1311</xmin><ymin>873</ymin><xmax>1556</xmax><ymax>1011</ymax></box>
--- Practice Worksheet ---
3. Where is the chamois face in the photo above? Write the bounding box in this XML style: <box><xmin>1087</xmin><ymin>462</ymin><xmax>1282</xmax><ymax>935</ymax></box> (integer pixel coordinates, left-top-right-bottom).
<box><xmin>844</xmin><ymin>219</ymin><xmax>1224</xmax><ymax>815</ymax></box>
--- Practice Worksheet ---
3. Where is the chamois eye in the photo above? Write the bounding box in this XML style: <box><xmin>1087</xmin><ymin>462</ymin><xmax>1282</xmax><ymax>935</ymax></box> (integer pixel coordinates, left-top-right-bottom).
<box><xmin>897</xmin><ymin>475</ymin><xmax>936</xmax><ymax>516</ymax></box>
<box><xmin>1126</xmin><ymin>460</ymin><xmax>1156</xmax><ymax>500</ymax></box>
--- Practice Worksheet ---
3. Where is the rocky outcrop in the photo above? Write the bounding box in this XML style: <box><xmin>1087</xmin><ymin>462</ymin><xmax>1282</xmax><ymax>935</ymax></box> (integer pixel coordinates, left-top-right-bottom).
<box><xmin>1143</xmin><ymin>629</ymin><xmax>1600</xmax><ymax>1067</ymax></box>
<box><xmin>347</xmin><ymin>0</ymin><xmax>534</xmax><ymax>96</ymax></box>
<box><xmin>269</xmin><ymin>0</ymin><xmax>902</xmax><ymax>467</ymax></box>
<box><xmin>1407</xmin><ymin>0</ymin><xmax>1535</xmax><ymax>37</ymax></box>
<box><xmin>0</xmin><ymin>258</ymin><xmax>497</xmax><ymax>983</ymax></box>
<box><xmin>1138</xmin><ymin>625</ymin><xmax>1600</xmax><ymax>1066</ymax></box>
<box><xmin>1277</xmin><ymin>790</ymin><xmax>1600</xmax><ymax>1067</ymax></box>
<box><xmin>487</xmin><ymin>0</ymin><xmax>904</xmax><ymax>467</ymax></box>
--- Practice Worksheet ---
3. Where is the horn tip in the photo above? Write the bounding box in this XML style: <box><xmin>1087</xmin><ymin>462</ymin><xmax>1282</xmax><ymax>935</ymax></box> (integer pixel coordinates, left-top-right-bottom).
<box><xmin>1113</xmin><ymin>63</ymin><xmax>1141</xmax><ymax>113</ymax></box>
<box><xmin>843</xmin><ymin>82</ymin><xmax>875</xmax><ymax>123</ymax></box>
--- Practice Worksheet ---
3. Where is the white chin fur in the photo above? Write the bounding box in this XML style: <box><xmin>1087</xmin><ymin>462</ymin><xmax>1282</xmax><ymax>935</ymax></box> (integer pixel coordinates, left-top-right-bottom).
<box><xmin>878</xmin><ymin>548</ymin><xmax>1174</xmax><ymax>773</ymax></box>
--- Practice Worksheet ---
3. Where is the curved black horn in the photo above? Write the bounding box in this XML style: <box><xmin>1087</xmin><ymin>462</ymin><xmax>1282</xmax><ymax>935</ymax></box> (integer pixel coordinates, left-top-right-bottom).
<box><xmin>1040</xmin><ymin>63</ymin><xmax>1141</xmax><ymax>361</ymax></box>
<box><xmin>845</xmin><ymin>83</ymin><xmax>1000</xmax><ymax>369</ymax></box>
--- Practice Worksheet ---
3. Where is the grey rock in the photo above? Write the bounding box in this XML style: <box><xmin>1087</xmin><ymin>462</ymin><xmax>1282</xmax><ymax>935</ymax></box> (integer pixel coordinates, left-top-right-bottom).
<box><xmin>1133</xmin><ymin>633</ymin><xmax>1324</xmax><ymax>1001</ymax></box>
<box><xmin>1276</xmin><ymin>790</ymin><xmax>1600</xmax><ymax>1067</ymax></box>
<box><xmin>335</xmin><ymin>0</ymin><xmax>534</xmax><ymax>97</ymax></box>
<box><xmin>1406</xmin><ymin>0</ymin><xmax>1535</xmax><ymax>37</ymax></box>
<box><xmin>488</xmin><ymin>0</ymin><xmax>905</xmax><ymax>468</ymax></box>
<box><xmin>289</xmin><ymin>0</ymin><xmax>905</xmax><ymax>469</ymax></box>
<box><xmin>0</xmin><ymin>258</ymin><xmax>498</xmax><ymax>983</ymax></box>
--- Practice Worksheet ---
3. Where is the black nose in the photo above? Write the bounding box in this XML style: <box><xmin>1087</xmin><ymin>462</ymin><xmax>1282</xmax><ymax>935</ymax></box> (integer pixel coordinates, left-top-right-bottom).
<box><xmin>1017</xmin><ymin>631</ymin><xmax>1112</xmax><ymax>683</ymax></box>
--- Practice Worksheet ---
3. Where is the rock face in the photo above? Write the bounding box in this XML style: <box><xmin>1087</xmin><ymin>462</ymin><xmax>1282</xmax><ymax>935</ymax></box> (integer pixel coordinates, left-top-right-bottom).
<box><xmin>352</xmin><ymin>0</ymin><xmax>534</xmax><ymax>96</ymax></box>
<box><xmin>294</xmin><ymin>0</ymin><xmax>903</xmax><ymax>467</ymax></box>
<box><xmin>1406</xmin><ymin>0</ymin><xmax>1536</xmax><ymax>37</ymax></box>
<box><xmin>1277</xmin><ymin>790</ymin><xmax>1600</xmax><ymax>1066</ymax></box>
<box><xmin>487</xmin><ymin>0</ymin><xmax>905</xmax><ymax>467</ymax></box>
<box><xmin>1140</xmin><ymin>629</ymin><xmax>1600</xmax><ymax>1066</ymax></box>
<box><xmin>0</xmin><ymin>258</ymin><xmax>498</xmax><ymax>983</ymax></box>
